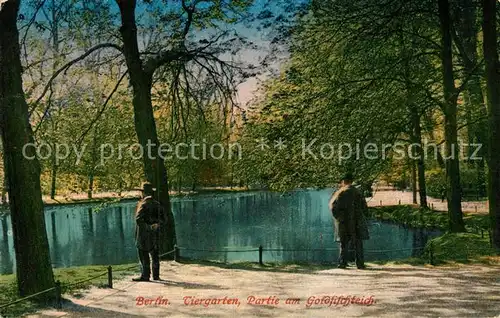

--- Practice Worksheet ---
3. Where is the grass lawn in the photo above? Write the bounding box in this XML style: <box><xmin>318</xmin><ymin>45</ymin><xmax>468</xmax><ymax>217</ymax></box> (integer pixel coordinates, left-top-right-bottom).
<box><xmin>0</xmin><ymin>263</ymin><xmax>137</xmax><ymax>317</ymax></box>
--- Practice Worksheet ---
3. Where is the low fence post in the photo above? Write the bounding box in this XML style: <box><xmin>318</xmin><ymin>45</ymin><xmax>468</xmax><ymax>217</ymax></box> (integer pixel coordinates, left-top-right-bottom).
<box><xmin>429</xmin><ymin>241</ymin><xmax>434</xmax><ymax>266</ymax></box>
<box><xmin>481</xmin><ymin>229</ymin><xmax>484</xmax><ymax>238</ymax></box>
<box><xmin>54</xmin><ymin>280</ymin><xmax>62</xmax><ymax>309</ymax></box>
<box><xmin>174</xmin><ymin>245</ymin><xmax>180</xmax><ymax>262</ymax></box>
<box><xmin>107</xmin><ymin>266</ymin><xmax>113</xmax><ymax>289</ymax></box>
<box><xmin>488</xmin><ymin>231</ymin><xmax>492</xmax><ymax>247</ymax></box>
<box><xmin>258</xmin><ymin>245</ymin><xmax>263</xmax><ymax>265</ymax></box>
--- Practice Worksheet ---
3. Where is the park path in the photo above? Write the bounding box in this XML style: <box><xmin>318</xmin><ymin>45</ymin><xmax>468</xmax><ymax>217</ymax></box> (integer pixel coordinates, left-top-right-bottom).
<box><xmin>27</xmin><ymin>261</ymin><xmax>500</xmax><ymax>318</ymax></box>
<box><xmin>368</xmin><ymin>188</ymin><xmax>488</xmax><ymax>214</ymax></box>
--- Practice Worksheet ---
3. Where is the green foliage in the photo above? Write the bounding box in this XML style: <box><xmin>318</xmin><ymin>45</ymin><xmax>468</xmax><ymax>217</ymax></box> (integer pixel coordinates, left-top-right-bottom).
<box><xmin>424</xmin><ymin>233</ymin><xmax>497</xmax><ymax>265</ymax></box>
<box><xmin>0</xmin><ymin>264</ymin><xmax>136</xmax><ymax>317</ymax></box>
<box><xmin>368</xmin><ymin>205</ymin><xmax>489</xmax><ymax>231</ymax></box>
<box><xmin>369</xmin><ymin>205</ymin><xmax>447</xmax><ymax>230</ymax></box>
<box><xmin>425</xmin><ymin>168</ymin><xmax>447</xmax><ymax>198</ymax></box>
<box><xmin>459</xmin><ymin>167</ymin><xmax>486</xmax><ymax>199</ymax></box>
<box><xmin>424</xmin><ymin>167</ymin><xmax>487</xmax><ymax>200</ymax></box>
<box><xmin>234</xmin><ymin>0</ymin><xmax>444</xmax><ymax>191</ymax></box>
<box><xmin>34</xmin><ymin>73</ymin><xmax>143</xmax><ymax>196</ymax></box>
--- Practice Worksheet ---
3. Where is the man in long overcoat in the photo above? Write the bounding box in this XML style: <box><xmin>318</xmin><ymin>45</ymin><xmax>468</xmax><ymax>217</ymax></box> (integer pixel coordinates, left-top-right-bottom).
<box><xmin>132</xmin><ymin>182</ymin><xmax>166</xmax><ymax>281</ymax></box>
<box><xmin>329</xmin><ymin>173</ymin><xmax>369</xmax><ymax>269</ymax></box>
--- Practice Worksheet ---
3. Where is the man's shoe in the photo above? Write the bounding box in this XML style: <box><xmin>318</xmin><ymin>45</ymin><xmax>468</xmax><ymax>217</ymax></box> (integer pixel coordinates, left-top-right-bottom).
<box><xmin>153</xmin><ymin>277</ymin><xmax>160</xmax><ymax>281</ymax></box>
<box><xmin>357</xmin><ymin>265</ymin><xmax>367</xmax><ymax>270</ymax></box>
<box><xmin>132</xmin><ymin>277</ymin><xmax>150</xmax><ymax>282</ymax></box>
<box><xmin>337</xmin><ymin>264</ymin><xmax>347</xmax><ymax>269</ymax></box>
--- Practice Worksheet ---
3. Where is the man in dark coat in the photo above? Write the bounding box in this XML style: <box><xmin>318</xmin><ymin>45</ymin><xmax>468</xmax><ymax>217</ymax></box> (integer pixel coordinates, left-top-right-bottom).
<box><xmin>329</xmin><ymin>173</ymin><xmax>369</xmax><ymax>269</ymax></box>
<box><xmin>132</xmin><ymin>182</ymin><xmax>166</xmax><ymax>281</ymax></box>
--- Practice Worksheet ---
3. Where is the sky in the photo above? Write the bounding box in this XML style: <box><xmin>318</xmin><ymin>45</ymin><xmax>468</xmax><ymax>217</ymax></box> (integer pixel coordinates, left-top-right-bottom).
<box><xmin>12</xmin><ymin>0</ymin><xmax>306</xmax><ymax>107</ymax></box>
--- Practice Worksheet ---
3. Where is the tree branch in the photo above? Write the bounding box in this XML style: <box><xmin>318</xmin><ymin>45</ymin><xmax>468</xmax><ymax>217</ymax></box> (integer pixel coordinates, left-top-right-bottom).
<box><xmin>76</xmin><ymin>70</ymin><xmax>129</xmax><ymax>145</ymax></box>
<box><xmin>29</xmin><ymin>43</ymin><xmax>123</xmax><ymax>116</ymax></box>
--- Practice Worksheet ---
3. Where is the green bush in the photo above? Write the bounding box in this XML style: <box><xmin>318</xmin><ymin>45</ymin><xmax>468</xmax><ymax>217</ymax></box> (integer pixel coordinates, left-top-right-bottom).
<box><xmin>425</xmin><ymin>168</ymin><xmax>446</xmax><ymax>198</ymax></box>
<box><xmin>368</xmin><ymin>205</ymin><xmax>489</xmax><ymax>231</ymax></box>
<box><xmin>424</xmin><ymin>233</ymin><xmax>496</xmax><ymax>264</ymax></box>
<box><xmin>425</xmin><ymin>167</ymin><xmax>487</xmax><ymax>200</ymax></box>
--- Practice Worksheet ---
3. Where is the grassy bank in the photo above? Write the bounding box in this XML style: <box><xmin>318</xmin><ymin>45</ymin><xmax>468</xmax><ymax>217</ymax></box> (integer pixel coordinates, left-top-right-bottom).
<box><xmin>368</xmin><ymin>205</ymin><xmax>498</xmax><ymax>266</ymax></box>
<box><xmin>368</xmin><ymin>205</ymin><xmax>490</xmax><ymax>232</ymax></box>
<box><xmin>0</xmin><ymin>187</ymin><xmax>252</xmax><ymax>212</ymax></box>
<box><xmin>0</xmin><ymin>263</ymin><xmax>137</xmax><ymax>317</ymax></box>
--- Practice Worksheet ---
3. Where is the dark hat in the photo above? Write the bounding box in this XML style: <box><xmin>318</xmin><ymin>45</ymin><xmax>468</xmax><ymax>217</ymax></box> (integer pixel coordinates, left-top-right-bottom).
<box><xmin>141</xmin><ymin>182</ymin><xmax>155</xmax><ymax>192</ymax></box>
<box><xmin>341</xmin><ymin>172</ymin><xmax>354</xmax><ymax>182</ymax></box>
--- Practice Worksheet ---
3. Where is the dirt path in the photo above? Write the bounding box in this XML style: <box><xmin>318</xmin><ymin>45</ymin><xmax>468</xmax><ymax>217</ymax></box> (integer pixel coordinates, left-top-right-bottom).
<box><xmin>368</xmin><ymin>189</ymin><xmax>488</xmax><ymax>214</ymax></box>
<box><xmin>27</xmin><ymin>261</ymin><xmax>500</xmax><ymax>318</ymax></box>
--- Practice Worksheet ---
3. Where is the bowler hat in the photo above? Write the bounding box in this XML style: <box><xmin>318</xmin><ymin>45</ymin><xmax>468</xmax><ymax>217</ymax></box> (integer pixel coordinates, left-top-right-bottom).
<box><xmin>141</xmin><ymin>182</ymin><xmax>155</xmax><ymax>192</ymax></box>
<box><xmin>341</xmin><ymin>172</ymin><xmax>354</xmax><ymax>182</ymax></box>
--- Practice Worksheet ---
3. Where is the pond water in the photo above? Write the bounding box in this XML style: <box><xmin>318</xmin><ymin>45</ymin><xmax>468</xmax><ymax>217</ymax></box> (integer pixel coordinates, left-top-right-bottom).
<box><xmin>0</xmin><ymin>189</ymin><xmax>440</xmax><ymax>274</ymax></box>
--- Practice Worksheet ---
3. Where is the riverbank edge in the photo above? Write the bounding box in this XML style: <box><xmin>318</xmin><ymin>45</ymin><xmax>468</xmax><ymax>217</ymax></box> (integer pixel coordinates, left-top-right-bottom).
<box><xmin>368</xmin><ymin>205</ymin><xmax>498</xmax><ymax>265</ymax></box>
<box><xmin>367</xmin><ymin>205</ymin><xmax>490</xmax><ymax>232</ymax></box>
<box><xmin>0</xmin><ymin>187</ymin><xmax>253</xmax><ymax>211</ymax></box>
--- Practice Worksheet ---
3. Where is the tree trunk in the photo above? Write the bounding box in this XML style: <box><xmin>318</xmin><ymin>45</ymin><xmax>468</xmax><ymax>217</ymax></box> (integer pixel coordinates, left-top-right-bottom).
<box><xmin>49</xmin><ymin>0</ymin><xmax>60</xmax><ymax>201</ymax></box>
<box><xmin>481</xmin><ymin>0</ymin><xmax>500</xmax><ymax>250</ymax></box>
<box><xmin>50</xmin><ymin>147</ymin><xmax>57</xmax><ymax>200</ymax></box>
<box><xmin>0</xmin><ymin>0</ymin><xmax>55</xmax><ymax>296</ymax></box>
<box><xmin>88</xmin><ymin>172</ymin><xmax>94</xmax><ymax>199</ymax></box>
<box><xmin>411</xmin><ymin>160</ymin><xmax>418</xmax><ymax>204</ymax></box>
<box><xmin>117</xmin><ymin>0</ymin><xmax>176</xmax><ymax>257</ymax></box>
<box><xmin>438</xmin><ymin>0</ymin><xmax>465</xmax><ymax>232</ymax></box>
<box><xmin>411</xmin><ymin>108</ymin><xmax>428</xmax><ymax>208</ymax></box>
<box><xmin>2</xmin><ymin>164</ymin><xmax>8</xmax><ymax>205</ymax></box>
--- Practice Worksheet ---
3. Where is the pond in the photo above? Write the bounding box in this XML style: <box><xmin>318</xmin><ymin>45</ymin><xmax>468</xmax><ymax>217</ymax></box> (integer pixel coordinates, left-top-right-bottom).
<box><xmin>0</xmin><ymin>189</ymin><xmax>440</xmax><ymax>274</ymax></box>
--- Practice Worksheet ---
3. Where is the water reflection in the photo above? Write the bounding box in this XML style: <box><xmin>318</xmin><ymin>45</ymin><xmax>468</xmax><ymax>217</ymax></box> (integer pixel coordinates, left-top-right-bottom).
<box><xmin>0</xmin><ymin>190</ymin><xmax>440</xmax><ymax>274</ymax></box>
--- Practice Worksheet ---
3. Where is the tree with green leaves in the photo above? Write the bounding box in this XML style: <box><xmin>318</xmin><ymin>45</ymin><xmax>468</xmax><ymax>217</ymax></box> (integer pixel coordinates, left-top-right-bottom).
<box><xmin>481</xmin><ymin>0</ymin><xmax>500</xmax><ymax>250</ymax></box>
<box><xmin>0</xmin><ymin>0</ymin><xmax>55</xmax><ymax>297</ymax></box>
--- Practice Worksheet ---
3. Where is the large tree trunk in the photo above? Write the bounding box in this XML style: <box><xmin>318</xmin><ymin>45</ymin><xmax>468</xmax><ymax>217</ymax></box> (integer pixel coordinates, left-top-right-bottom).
<box><xmin>2</xmin><ymin>163</ymin><xmax>8</xmax><ymax>205</ymax></box>
<box><xmin>117</xmin><ymin>0</ymin><xmax>176</xmax><ymax>257</ymax></box>
<box><xmin>481</xmin><ymin>0</ymin><xmax>500</xmax><ymax>250</ymax></box>
<box><xmin>438</xmin><ymin>0</ymin><xmax>465</xmax><ymax>232</ymax></box>
<box><xmin>0</xmin><ymin>0</ymin><xmax>55</xmax><ymax>296</ymax></box>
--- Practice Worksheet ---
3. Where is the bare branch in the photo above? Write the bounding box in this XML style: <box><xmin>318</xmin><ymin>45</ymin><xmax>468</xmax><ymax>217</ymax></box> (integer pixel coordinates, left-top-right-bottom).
<box><xmin>29</xmin><ymin>43</ymin><xmax>123</xmax><ymax>116</ymax></box>
<box><xmin>76</xmin><ymin>71</ymin><xmax>129</xmax><ymax>145</ymax></box>
<box><xmin>143</xmin><ymin>32</ymin><xmax>228</xmax><ymax>76</ymax></box>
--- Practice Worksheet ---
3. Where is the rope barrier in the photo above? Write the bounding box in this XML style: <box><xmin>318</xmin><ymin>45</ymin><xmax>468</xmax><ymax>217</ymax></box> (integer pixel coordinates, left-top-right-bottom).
<box><xmin>176</xmin><ymin>246</ymin><xmax>428</xmax><ymax>253</ymax></box>
<box><xmin>176</xmin><ymin>247</ymin><xmax>259</xmax><ymax>253</ymax></box>
<box><xmin>0</xmin><ymin>250</ymin><xmax>179</xmax><ymax>311</ymax></box>
<box><xmin>265</xmin><ymin>248</ymin><xmax>338</xmax><ymax>252</ymax></box>
<box><xmin>159</xmin><ymin>249</ymin><xmax>176</xmax><ymax>258</ymax></box>
<box><xmin>0</xmin><ymin>244</ymin><xmax>493</xmax><ymax>311</ymax></box>
<box><xmin>0</xmin><ymin>287</ymin><xmax>56</xmax><ymax>309</ymax></box>
<box><xmin>63</xmin><ymin>271</ymin><xmax>109</xmax><ymax>289</ymax></box>
<box><xmin>364</xmin><ymin>247</ymin><xmax>426</xmax><ymax>253</ymax></box>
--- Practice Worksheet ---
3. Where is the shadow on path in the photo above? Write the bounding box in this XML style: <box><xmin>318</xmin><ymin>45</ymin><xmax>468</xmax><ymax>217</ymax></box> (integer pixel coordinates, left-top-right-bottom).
<box><xmin>147</xmin><ymin>279</ymin><xmax>228</xmax><ymax>290</ymax></box>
